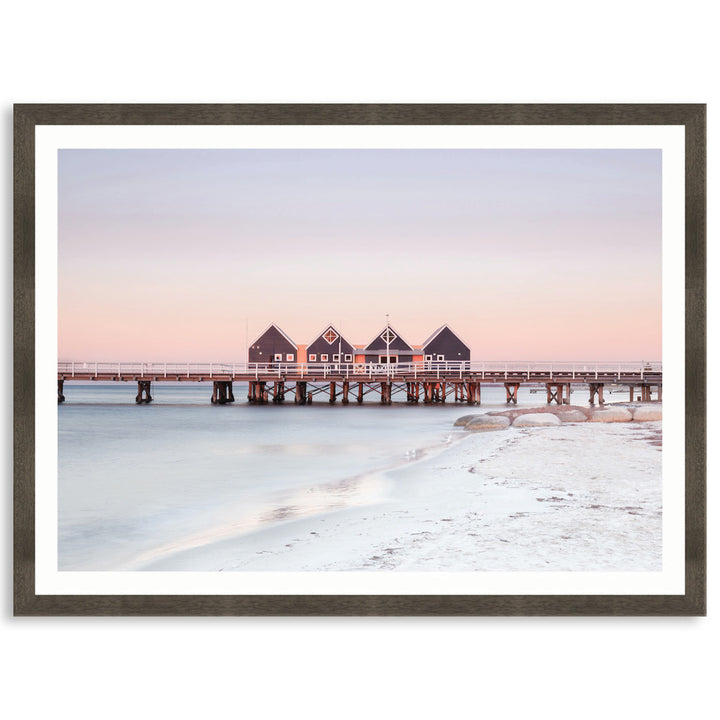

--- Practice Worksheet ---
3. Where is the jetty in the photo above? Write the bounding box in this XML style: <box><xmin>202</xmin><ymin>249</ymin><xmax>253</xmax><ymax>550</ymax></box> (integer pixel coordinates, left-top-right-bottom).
<box><xmin>57</xmin><ymin>361</ymin><xmax>662</xmax><ymax>406</ymax></box>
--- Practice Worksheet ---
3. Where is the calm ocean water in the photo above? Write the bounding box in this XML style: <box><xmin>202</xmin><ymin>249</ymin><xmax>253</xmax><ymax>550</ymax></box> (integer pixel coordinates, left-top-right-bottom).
<box><xmin>58</xmin><ymin>381</ymin><xmax>584</xmax><ymax>570</ymax></box>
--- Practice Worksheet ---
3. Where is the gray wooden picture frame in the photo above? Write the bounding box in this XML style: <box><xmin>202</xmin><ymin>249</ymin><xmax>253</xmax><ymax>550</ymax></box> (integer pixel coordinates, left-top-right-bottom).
<box><xmin>13</xmin><ymin>103</ymin><xmax>706</xmax><ymax>616</ymax></box>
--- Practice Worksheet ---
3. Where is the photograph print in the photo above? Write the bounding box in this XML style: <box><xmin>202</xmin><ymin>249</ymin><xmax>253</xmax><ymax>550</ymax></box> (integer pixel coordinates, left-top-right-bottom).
<box><xmin>57</xmin><ymin>147</ymin><xmax>664</xmax><ymax>572</ymax></box>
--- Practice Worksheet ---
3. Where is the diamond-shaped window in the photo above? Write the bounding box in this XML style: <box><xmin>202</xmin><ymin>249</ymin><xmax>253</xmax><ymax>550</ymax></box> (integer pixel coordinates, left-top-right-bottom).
<box><xmin>380</xmin><ymin>329</ymin><xmax>397</xmax><ymax>344</ymax></box>
<box><xmin>323</xmin><ymin>329</ymin><xmax>339</xmax><ymax>344</ymax></box>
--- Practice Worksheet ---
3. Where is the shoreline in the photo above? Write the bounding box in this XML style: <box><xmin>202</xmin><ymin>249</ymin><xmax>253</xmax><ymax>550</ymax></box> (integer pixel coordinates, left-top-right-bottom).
<box><xmin>139</xmin><ymin>406</ymin><xmax>662</xmax><ymax>572</ymax></box>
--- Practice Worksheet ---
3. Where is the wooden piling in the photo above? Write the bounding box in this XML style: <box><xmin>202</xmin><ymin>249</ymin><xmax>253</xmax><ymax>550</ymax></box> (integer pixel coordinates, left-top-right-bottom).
<box><xmin>273</xmin><ymin>381</ymin><xmax>285</xmax><ymax>403</ymax></box>
<box><xmin>329</xmin><ymin>381</ymin><xmax>336</xmax><ymax>404</ymax></box>
<box><xmin>136</xmin><ymin>380</ymin><xmax>152</xmax><ymax>404</ymax></box>
<box><xmin>357</xmin><ymin>383</ymin><xmax>364</xmax><ymax>403</ymax></box>
<box><xmin>545</xmin><ymin>383</ymin><xmax>563</xmax><ymax>405</ymax></box>
<box><xmin>295</xmin><ymin>381</ymin><xmax>307</xmax><ymax>405</ymax></box>
<box><xmin>504</xmin><ymin>382</ymin><xmax>519</xmax><ymax>404</ymax></box>
<box><xmin>58</xmin><ymin>378</ymin><xmax>65</xmax><ymax>403</ymax></box>
<box><xmin>212</xmin><ymin>380</ymin><xmax>234</xmax><ymax>404</ymax></box>
<box><xmin>342</xmin><ymin>381</ymin><xmax>349</xmax><ymax>404</ymax></box>
<box><xmin>588</xmin><ymin>383</ymin><xmax>604</xmax><ymax>405</ymax></box>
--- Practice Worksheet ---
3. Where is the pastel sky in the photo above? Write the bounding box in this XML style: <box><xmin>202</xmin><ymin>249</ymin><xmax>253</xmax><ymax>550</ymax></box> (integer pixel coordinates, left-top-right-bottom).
<box><xmin>58</xmin><ymin>148</ymin><xmax>662</xmax><ymax>361</ymax></box>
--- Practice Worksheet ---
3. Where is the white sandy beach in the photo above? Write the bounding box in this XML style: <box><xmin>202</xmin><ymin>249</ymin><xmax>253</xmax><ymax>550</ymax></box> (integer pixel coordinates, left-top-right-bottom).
<box><xmin>139</xmin><ymin>410</ymin><xmax>662</xmax><ymax>572</ymax></box>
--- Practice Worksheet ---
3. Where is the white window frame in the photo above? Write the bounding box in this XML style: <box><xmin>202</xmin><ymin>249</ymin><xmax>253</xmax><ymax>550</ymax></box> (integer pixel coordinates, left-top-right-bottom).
<box><xmin>344</xmin><ymin>354</ymin><xmax>353</xmax><ymax>363</ymax></box>
<box><xmin>424</xmin><ymin>354</ymin><xmax>433</xmax><ymax>362</ymax></box>
<box><xmin>332</xmin><ymin>354</ymin><xmax>340</xmax><ymax>362</ymax></box>
<box><xmin>274</xmin><ymin>353</ymin><xmax>283</xmax><ymax>362</ymax></box>
<box><xmin>436</xmin><ymin>354</ymin><xmax>445</xmax><ymax>361</ymax></box>
<box><xmin>309</xmin><ymin>353</ymin><xmax>317</xmax><ymax>362</ymax></box>
<box><xmin>321</xmin><ymin>354</ymin><xmax>329</xmax><ymax>362</ymax></box>
<box><xmin>286</xmin><ymin>353</ymin><xmax>294</xmax><ymax>362</ymax></box>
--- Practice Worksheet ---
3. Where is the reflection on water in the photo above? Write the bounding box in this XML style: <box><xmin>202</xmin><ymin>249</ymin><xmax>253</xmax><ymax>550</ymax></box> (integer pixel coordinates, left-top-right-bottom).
<box><xmin>58</xmin><ymin>381</ymin><xmax>558</xmax><ymax>570</ymax></box>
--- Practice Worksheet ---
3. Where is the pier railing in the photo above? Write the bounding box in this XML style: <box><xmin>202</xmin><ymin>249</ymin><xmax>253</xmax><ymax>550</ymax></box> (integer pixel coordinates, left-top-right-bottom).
<box><xmin>57</xmin><ymin>360</ymin><xmax>663</xmax><ymax>381</ymax></box>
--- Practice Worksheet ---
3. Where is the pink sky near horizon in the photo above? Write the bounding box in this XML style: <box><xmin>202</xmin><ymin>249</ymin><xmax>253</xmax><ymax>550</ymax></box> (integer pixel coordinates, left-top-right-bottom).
<box><xmin>58</xmin><ymin>149</ymin><xmax>662</xmax><ymax>362</ymax></box>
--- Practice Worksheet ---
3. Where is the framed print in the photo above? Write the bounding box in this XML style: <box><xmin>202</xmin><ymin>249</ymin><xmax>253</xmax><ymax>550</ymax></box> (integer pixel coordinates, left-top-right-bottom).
<box><xmin>14</xmin><ymin>103</ymin><xmax>706</xmax><ymax>615</ymax></box>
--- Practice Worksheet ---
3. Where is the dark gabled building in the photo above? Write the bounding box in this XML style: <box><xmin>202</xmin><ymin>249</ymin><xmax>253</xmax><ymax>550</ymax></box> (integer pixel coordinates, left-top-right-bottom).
<box><xmin>248</xmin><ymin>323</ymin><xmax>297</xmax><ymax>364</ymax></box>
<box><xmin>362</xmin><ymin>325</ymin><xmax>417</xmax><ymax>364</ymax></box>
<box><xmin>306</xmin><ymin>324</ymin><xmax>355</xmax><ymax>364</ymax></box>
<box><xmin>422</xmin><ymin>324</ymin><xmax>471</xmax><ymax>363</ymax></box>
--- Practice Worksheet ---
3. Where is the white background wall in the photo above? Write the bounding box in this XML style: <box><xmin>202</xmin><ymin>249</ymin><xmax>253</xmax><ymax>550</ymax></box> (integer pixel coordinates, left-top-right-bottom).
<box><xmin>1</xmin><ymin>2</ymin><xmax>716</xmax><ymax>718</ymax></box>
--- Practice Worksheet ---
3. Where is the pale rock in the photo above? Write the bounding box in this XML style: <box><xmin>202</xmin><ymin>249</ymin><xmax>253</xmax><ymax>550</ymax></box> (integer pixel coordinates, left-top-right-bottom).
<box><xmin>556</xmin><ymin>409</ymin><xmax>588</xmax><ymax>423</ymax></box>
<box><xmin>454</xmin><ymin>414</ymin><xmax>481</xmax><ymax>427</ymax></box>
<box><xmin>513</xmin><ymin>413</ymin><xmax>562</xmax><ymax>427</ymax></box>
<box><xmin>465</xmin><ymin>415</ymin><xmax>511</xmax><ymax>432</ymax></box>
<box><xmin>632</xmin><ymin>406</ymin><xmax>663</xmax><ymax>421</ymax></box>
<box><xmin>589</xmin><ymin>407</ymin><xmax>633</xmax><ymax>423</ymax></box>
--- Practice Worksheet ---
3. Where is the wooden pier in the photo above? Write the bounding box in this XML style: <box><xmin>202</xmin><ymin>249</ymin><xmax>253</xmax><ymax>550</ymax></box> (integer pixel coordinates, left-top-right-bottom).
<box><xmin>57</xmin><ymin>361</ymin><xmax>662</xmax><ymax>406</ymax></box>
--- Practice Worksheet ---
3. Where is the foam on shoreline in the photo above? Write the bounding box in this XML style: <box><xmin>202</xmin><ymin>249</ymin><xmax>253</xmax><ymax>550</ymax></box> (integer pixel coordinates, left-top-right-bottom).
<box><xmin>140</xmin><ymin>416</ymin><xmax>662</xmax><ymax>573</ymax></box>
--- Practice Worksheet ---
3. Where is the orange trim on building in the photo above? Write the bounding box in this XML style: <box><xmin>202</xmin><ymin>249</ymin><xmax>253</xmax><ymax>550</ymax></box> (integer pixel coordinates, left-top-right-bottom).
<box><xmin>296</xmin><ymin>345</ymin><xmax>307</xmax><ymax>364</ymax></box>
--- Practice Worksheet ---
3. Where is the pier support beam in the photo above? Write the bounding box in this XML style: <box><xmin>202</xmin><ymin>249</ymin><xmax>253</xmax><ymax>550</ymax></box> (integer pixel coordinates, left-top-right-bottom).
<box><xmin>295</xmin><ymin>381</ymin><xmax>307</xmax><ymax>405</ymax></box>
<box><xmin>588</xmin><ymin>383</ymin><xmax>604</xmax><ymax>405</ymax></box>
<box><xmin>565</xmin><ymin>383</ymin><xmax>571</xmax><ymax>404</ymax></box>
<box><xmin>545</xmin><ymin>383</ymin><xmax>563</xmax><ymax>405</ymax></box>
<box><xmin>211</xmin><ymin>380</ymin><xmax>234</xmax><ymax>404</ymax></box>
<box><xmin>407</xmin><ymin>382</ymin><xmax>419</xmax><ymax>403</ymax></box>
<box><xmin>381</xmin><ymin>382</ymin><xmax>392</xmax><ymax>405</ymax></box>
<box><xmin>629</xmin><ymin>385</ymin><xmax>634</xmax><ymax>402</ymax></box>
<box><xmin>357</xmin><ymin>383</ymin><xmax>364</xmax><ymax>403</ymax></box>
<box><xmin>58</xmin><ymin>378</ymin><xmax>65</xmax><ymax>403</ymax></box>
<box><xmin>504</xmin><ymin>382</ymin><xmax>520</xmax><ymax>404</ymax></box>
<box><xmin>342</xmin><ymin>381</ymin><xmax>350</xmax><ymax>404</ymax></box>
<box><xmin>329</xmin><ymin>381</ymin><xmax>336</xmax><ymax>404</ymax></box>
<box><xmin>136</xmin><ymin>380</ymin><xmax>152</xmax><ymax>404</ymax></box>
<box><xmin>273</xmin><ymin>381</ymin><xmax>285</xmax><ymax>403</ymax></box>
<box><xmin>248</xmin><ymin>381</ymin><xmax>267</xmax><ymax>404</ymax></box>
<box><xmin>657</xmin><ymin>384</ymin><xmax>662</xmax><ymax>402</ymax></box>
<box><xmin>466</xmin><ymin>382</ymin><xmax>481</xmax><ymax>405</ymax></box>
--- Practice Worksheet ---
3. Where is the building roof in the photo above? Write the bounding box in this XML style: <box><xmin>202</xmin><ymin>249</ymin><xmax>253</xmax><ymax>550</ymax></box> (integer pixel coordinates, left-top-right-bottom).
<box><xmin>422</xmin><ymin>324</ymin><xmax>470</xmax><ymax>350</ymax></box>
<box><xmin>306</xmin><ymin>324</ymin><xmax>354</xmax><ymax>349</ymax></box>
<box><xmin>363</xmin><ymin>324</ymin><xmax>413</xmax><ymax>351</ymax></box>
<box><xmin>250</xmin><ymin>323</ymin><xmax>298</xmax><ymax>349</ymax></box>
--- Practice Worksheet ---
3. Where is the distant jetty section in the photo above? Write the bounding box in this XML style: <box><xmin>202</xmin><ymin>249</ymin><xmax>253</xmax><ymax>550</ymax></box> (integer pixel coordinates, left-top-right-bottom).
<box><xmin>57</xmin><ymin>360</ymin><xmax>662</xmax><ymax>406</ymax></box>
